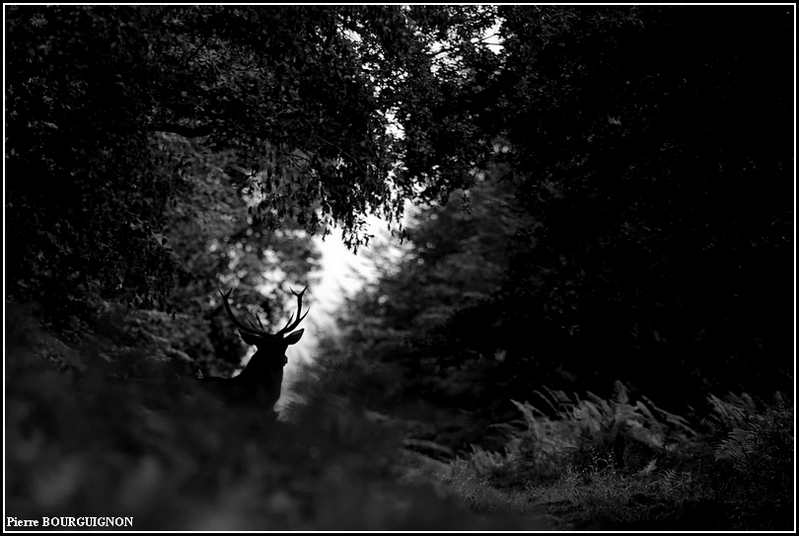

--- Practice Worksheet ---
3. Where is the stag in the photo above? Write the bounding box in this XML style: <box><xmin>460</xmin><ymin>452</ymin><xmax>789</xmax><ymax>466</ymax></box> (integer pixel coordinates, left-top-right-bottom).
<box><xmin>200</xmin><ymin>286</ymin><xmax>309</xmax><ymax>410</ymax></box>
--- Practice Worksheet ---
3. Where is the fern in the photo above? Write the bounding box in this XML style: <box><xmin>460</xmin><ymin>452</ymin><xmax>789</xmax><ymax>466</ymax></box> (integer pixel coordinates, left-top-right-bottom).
<box><xmin>465</xmin><ymin>396</ymin><xmax>577</xmax><ymax>486</ymax></box>
<box><xmin>565</xmin><ymin>382</ymin><xmax>700</xmax><ymax>472</ymax></box>
<box><xmin>705</xmin><ymin>392</ymin><xmax>759</xmax><ymax>435</ymax></box>
<box><xmin>706</xmin><ymin>392</ymin><xmax>794</xmax><ymax>530</ymax></box>
<box><xmin>482</xmin><ymin>382</ymin><xmax>701</xmax><ymax>479</ymax></box>
<box><xmin>713</xmin><ymin>392</ymin><xmax>793</xmax><ymax>472</ymax></box>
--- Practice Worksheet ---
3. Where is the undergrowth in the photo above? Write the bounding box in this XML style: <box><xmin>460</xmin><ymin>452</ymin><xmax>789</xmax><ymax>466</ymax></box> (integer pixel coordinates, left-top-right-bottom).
<box><xmin>6</xmin><ymin>304</ymin><xmax>793</xmax><ymax>531</ymax></box>
<box><xmin>457</xmin><ymin>381</ymin><xmax>794</xmax><ymax>530</ymax></box>
<box><xmin>5</xmin><ymin>304</ymin><xmax>549</xmax><ymax>531</ymax></box>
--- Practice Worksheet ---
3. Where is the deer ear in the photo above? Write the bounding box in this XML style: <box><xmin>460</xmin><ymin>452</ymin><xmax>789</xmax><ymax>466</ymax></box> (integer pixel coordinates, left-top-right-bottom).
<box><xmin>284</xmin><ymin>329</ymin><xmax>304</xmax><ymax>345</ymax></box>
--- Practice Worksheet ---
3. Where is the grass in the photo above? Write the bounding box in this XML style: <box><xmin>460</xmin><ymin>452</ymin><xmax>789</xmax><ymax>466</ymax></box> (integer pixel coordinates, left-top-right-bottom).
<box><xmin>6</xmin><ymin>303</ymin><xmax>793</xmax><ymax>531</ymax></box>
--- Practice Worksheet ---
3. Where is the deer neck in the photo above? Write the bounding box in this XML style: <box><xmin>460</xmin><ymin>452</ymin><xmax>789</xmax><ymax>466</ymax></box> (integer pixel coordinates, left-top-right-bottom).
<box><xmin>238</xmin><ymin>351</ymin><xmax>284</xmax><ymax>390</ymax></box>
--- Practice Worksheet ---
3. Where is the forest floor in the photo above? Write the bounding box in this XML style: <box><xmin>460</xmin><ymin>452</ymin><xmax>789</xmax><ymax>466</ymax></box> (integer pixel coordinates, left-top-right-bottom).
<box><xmin>5</xmin><ymin>303</ymin><xmax>794</xmax><ymax>531</ymax></box>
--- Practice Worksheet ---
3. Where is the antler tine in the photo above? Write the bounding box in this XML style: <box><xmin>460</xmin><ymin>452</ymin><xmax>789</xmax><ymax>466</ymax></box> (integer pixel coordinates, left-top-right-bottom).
<box><xmin>279</xmin><ymin>312</ymin><xmax>295</xmax><ymax>332</ymax></box>
<box><xmin>219</xmin><ymin>289</ymin><xmax>268</xmax><ymax>336</ymax></box>
<box><xmin>292</xmin><ymin>285</ymin><xmax>309</xmax><ymax>297</ymax></box>
<box><xmin>276</xmin><ymin>285</ymin><xmax>310</xmax><ymax>336</ymax></box>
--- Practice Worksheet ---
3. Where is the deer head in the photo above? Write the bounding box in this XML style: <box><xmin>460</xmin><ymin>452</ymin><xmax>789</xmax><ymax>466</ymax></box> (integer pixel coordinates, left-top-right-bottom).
<box><xmin>207</xmin><ymin>286</ymin><xmax>309</xmax><ymax>409</ymax></box>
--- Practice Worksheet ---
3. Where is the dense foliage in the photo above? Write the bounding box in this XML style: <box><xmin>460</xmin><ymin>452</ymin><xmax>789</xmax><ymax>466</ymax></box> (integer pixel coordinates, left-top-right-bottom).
<box><xmin>320</xmin><ymin>5</ymin><xmax>794</xmax><ymax>426</ymax></box>
<box><xmin>6</xmin><ymin>5</ymin><xmax>498</xmax><ymax>323</ymax></box>
<box><xmin>491</xmin><ymin>5</ymin><xmax>793</xmax><ymax>407</ymax></box>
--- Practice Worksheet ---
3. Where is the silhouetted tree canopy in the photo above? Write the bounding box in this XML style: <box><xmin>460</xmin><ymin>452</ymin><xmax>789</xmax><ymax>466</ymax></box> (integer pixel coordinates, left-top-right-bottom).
<box><xmin>491</xmin><ymin>6</ymin><xmax>793</xmax><ymax>406</ymax></box>
<box><xmin>318</xmin><ymin>6</ymin><xmax>794</xmax><ymax>421</ymax></box>
<box><xmin>6</xmin><ymin>5</ymin><xmax>499</xmax><ymax>321</ymax></box>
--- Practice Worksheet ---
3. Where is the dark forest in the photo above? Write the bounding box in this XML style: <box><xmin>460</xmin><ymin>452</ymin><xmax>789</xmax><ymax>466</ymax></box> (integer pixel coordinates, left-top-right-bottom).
<box><xmin>5</xmin><ymin>5</ymin><xmax>794</xmax><ymax>530</ymax></box>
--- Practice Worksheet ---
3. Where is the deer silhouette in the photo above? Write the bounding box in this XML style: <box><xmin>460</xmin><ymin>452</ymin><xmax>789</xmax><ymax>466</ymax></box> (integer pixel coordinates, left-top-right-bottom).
<box><xmin>200</xmin><ymin>286</ymin><xmax>308</xmax><ymax>410</ymax></box>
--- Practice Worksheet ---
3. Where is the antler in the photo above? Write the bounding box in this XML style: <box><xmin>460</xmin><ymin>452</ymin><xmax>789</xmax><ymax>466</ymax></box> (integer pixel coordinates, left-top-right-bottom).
<box><xmin>219</xmin><ymin>286</ymin><xmax>309</xmax><ymax>338</ymax></box>
<box><xmin>275</xmin><ymin>285</ymin><xmax>309</xmax><ymax>336</ymax></box>
<box><xmin>219</xmin><ymin>289</ymin><xmax>269</xmax><ymax>336</ymax></box>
